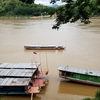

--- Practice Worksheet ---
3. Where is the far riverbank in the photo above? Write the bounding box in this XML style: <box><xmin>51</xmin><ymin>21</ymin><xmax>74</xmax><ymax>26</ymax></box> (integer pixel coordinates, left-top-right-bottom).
<box><xmin>0</xmin><ymin>15</ymin><xmax>56</xmax><ymax>20</ymax></box>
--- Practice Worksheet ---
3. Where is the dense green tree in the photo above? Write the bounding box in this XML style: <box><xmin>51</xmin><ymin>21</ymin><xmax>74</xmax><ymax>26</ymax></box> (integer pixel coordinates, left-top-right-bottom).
<box><xmin>0</xmin><ymin>0</ymin><xmax>55</xmax><ymax>17</ymax></box>
<box><xmin>50</xmin><ymin>0</ymin><xmax>100</xmax><ymax>29</ymax></box>
<box><xmin>46</xmin><ymin>7</ymin><xmax>56</xmax><ymax>16</ymax></box>
<box><xmin>19</xmin><ymin>0</ymin><xmax>34</xmax><ymax>4</ymax></box>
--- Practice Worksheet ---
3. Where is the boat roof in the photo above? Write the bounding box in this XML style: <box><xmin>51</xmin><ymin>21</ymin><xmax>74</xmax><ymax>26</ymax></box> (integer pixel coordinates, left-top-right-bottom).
<box><xmin>0</xmin><ymin>78</ymin><xmax>30</xmax><ymax>86</ymax></box>
<box><xmin>58</xmin><ymin>66</ymin><xmax>100</xmax><ymax>77</ymax></box>
<box><xmin>24</xmin><ymin>45</ymin><xmax>64</xmax><ymax>47</ymax></box>
<box><xmin>0</xmin><ymin>69</ymin><xmax>36</xmax><ymax>78</ymax></box>
<box><xmin>0</xmin><ymin>63</ymin><xmax>40</xmax><ymax>69</ymax></box>
<box><xmin>24</xmin><ymin>45</ymin><xmax>42</xmax><ymax>47</ymax></box>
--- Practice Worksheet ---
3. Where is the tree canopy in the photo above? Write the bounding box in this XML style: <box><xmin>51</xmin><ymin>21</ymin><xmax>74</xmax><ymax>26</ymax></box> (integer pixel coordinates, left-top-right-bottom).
<box><xmin>0</xmin><ymin>0</ymin><xmax>55</xmax><ymax>17</ymax></box>
<box><xmin>19</xmin><ymin>0</ymin><xmax>35</xmax><ymax>4</ymax></box>
<box><xmin>50</xmin><ymin>0</ymin><xmax>100</xmax><ymax>29</ymax></box>
<box><xmin>0</xmin><ymin>0</ymin><xmax>100</xmax><ymax>30</ymax></box>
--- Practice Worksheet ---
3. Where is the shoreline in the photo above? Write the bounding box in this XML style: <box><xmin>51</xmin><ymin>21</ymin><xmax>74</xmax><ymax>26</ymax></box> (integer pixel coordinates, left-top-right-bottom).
<box><xmin>0</xmin><ymin>15</ymin><xmax>56</xmax><ymax>20</ymax></box>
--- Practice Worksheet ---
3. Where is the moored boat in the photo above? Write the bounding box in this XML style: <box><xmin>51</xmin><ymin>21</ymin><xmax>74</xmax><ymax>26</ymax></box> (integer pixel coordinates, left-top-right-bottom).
<box><xmin>58</xmin><ymin>66</ymin><xmax>100</xmax><ymax>86</ymax></box>
<box><xmin>0</xmin><ymin>63</ymin><xmax>48</xmax><ymax>94</ymax></box>
<box><xmin>24</xmin><ymin>45</ymin><xmax>65</xmax><ymax>50</ymax></box>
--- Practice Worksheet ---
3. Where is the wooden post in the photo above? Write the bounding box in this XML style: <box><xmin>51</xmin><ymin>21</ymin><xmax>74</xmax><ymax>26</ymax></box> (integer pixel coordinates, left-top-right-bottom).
<box><xmin>30</xmin><ymin>93</ymin><xmax>33</xmax><ymax>100</ymax></box>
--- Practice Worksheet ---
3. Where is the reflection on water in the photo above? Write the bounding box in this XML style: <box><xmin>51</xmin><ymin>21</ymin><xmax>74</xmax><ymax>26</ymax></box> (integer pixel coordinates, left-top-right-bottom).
<box><xmin>58</xmin><ymin>80</ymin><xmax>99</xmax><ymax>97</ymax></box>
<box><xmin>78</xmin><ymin>18</ymin><xmax>100</xmax><ymax>33</ymax></box>
<box><xmin>0</xmin><ymin>17</ymin><xmax>100</xmax><ymax>100</ymax></box>
<box><xmin>1</xmin><ymin>95</ymin><xmax>41</xmax><ymax>100</ymax></box>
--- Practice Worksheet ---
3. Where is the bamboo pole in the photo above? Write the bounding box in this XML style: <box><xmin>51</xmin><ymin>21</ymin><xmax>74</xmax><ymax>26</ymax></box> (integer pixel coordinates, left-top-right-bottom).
<box><xmin>30</xmin><ymin>93</ymin><xmax>33</xmax><ymax>100</ymax></box>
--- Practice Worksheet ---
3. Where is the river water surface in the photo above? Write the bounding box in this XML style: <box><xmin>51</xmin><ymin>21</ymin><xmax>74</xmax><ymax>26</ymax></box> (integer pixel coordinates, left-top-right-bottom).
<box><xmin>0</xmin><ymin>18</ymin><xmax>100</xmax><ymax>100</ymax></box>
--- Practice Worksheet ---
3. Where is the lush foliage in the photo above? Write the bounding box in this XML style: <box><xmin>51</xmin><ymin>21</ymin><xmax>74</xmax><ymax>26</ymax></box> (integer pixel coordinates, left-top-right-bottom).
<box><xmin>50</xmin><ymin>0</ymin><xmax>100</xmax><ymax>29</ymax></box>
<box><xmin>0</xmin><ymin>0</ymin><xmax>100</xmax><ymax>29</ymax></box>
<box><xmin>19</xmin><ymin>0</ymin><xmax>35</xmax><ymax>4</ymax></box>
<box><xmin>0</xmin><ymin>0</ymin><xmax>55</xmax><ymax>17</ymax></box>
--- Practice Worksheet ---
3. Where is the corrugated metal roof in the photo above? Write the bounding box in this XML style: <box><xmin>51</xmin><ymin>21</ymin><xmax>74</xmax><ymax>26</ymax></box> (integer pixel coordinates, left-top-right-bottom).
<box><xmin>0</xmin><ymin>69</ymin><xmax>36</xmax><ymax>78</ymax></box>
<box><xmin>0</xmin><ymin>63</ymin><xmax>40</xmax><ymax>69</ymax></box>
<box><xmin>0</xmin><ymin>78</ymin><xmax>30</xmax><ymax>86</ymax></box>
<box><xmin>0</xmin><ymin>63</ymin><xmax>41</xmax><ymax>86</ymax></box>
<box><xmin>58</xmin><ymin>66</ymin><xmax>100</xmax><ymax>77</ymax></box>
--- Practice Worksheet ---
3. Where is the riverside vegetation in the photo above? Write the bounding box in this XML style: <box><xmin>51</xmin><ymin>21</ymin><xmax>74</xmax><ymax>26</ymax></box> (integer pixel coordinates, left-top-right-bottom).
<box><xmin>0</xmin><ymin>0</ymin><xmax>55</xmax><ymax>18</ymax></box>
<box><xmin>83</xmin><ymin>89</ymin><xmax>100</xmax><ymax>100</ymax></box>
<box><xmin>0</xmin><ymin>0</ymin><xmax>100</xmax><ymax>29</ymax></box>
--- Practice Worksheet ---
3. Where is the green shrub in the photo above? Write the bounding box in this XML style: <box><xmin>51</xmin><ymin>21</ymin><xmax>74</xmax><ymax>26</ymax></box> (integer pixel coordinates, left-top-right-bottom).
<box><xmin>95</xmin><ymin>89</ymin><xmax>100</xmax><ymax>99</ymax></box>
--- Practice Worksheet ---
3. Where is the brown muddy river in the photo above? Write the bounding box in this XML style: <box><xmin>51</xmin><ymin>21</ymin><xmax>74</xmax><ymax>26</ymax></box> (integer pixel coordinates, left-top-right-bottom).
<box><xmin>0</xmin><ymin>17</ymin><xmax>100</xmax><ymax>100</ymax></box>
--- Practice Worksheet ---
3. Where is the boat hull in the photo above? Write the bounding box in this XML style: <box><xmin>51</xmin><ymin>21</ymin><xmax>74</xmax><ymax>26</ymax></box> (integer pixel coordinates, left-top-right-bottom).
<box><xmin>60</xmin><ymin>76</ymin><xmax>100</xmax><ymax>86</ymax></box>
<box><xmin>58</xmin><ymin>66</ymin><xmax>100</xmax><ymax>86</ymax></box>
<box><xmin>24</xmin><ymin>45</ymin><xmax>65</xmax><ymax>50</ymax></box>
<box><xmin>0</xmin><ymin>86</ymin><xmax>27</xmax><ymax>94</ymax></box>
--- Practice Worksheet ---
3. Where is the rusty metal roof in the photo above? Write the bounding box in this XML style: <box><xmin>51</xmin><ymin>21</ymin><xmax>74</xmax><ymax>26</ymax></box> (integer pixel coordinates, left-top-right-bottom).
<box><xmin>0</xmin><ymin>63</ymin><xmax>40</xmax><ymax>69</ymax></box>
<box><xmin>0</xmin><ymin>78</ymin><xmax>30</xmax><ymax>86</ymax></box>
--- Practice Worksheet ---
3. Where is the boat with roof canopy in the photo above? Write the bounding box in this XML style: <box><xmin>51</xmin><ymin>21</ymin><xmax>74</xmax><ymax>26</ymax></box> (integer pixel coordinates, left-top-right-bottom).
<box><xmin>24</xmin><ymin>45</ymin><xmax>65</xmax><ymax>50</ymax></box>
<box><xmin>0</xmin><ymin>63</ymin><xmax>48</xmax><ymax>94</ymax></box>
<box><xmin>58</xmin><ymin>65</ymin><xmax>100</xmax><ymax>86</ymax></box>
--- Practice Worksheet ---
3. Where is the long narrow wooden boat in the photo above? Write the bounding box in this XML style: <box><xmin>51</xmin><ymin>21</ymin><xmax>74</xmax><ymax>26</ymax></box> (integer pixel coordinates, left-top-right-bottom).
<box><xmin>58</xmin><ymin>66</ymin><xmax>100</xmax><ymax>86</ymax></box>
<box><xmin>0</xmin><ymin>63</ymin><xmax>48</xmax><ymax>94</ymax></box>
<box><xmin>24</xmin><ymin>45</ymin><xmax>65</xmax><ymax>50</ymax></box>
